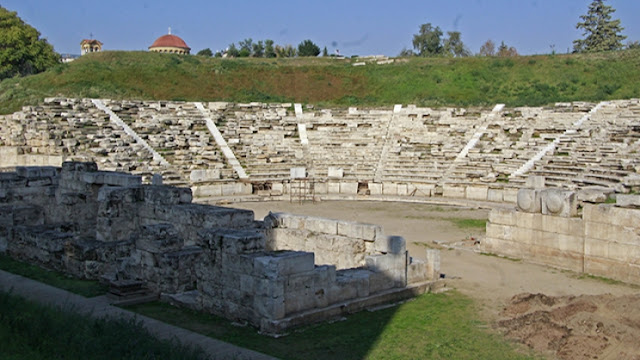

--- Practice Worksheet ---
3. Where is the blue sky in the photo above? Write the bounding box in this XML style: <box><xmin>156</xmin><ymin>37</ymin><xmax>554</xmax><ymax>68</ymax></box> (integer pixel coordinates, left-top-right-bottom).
<box><xmin>4</xmin><ymin>0</ymin><xmax>639</xmax><ymax>56</ymax></box>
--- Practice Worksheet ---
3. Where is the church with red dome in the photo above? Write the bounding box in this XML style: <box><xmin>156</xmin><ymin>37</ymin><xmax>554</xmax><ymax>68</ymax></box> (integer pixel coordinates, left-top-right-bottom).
<box><xmin>149</xmin><ymin>29</ymin><xmax>190</xmax><ymax>55</ymax></box>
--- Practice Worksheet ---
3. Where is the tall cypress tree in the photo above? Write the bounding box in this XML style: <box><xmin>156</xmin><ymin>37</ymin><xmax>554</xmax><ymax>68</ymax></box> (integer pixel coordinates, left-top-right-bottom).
<box><xmin>573</xmin><ymin>0</ymin><xmax>626</xmax><ymax>53</ymax></box>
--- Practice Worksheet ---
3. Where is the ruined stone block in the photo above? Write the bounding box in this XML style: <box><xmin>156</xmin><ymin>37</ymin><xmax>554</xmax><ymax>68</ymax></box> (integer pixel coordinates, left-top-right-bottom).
<box><xmin>337</xmin><ymin>221</ymin><xmax>379</xmax><ymax>241</ymax></box>
<box><xmin>443</xmin><ymin>184</ymin><xmax>465</xmax><ymax>198</ymax></box>
<box><xmin>487</xmin><ymin>188</ymin><xmax>504</xmax><ymax>202</ymax></box>
<box><xmin>340</xmin><ymin>182</ymin><xmax>358</xmax><ymax>195</ymax></box>
<box><xmin>466</xmin><ymin>185</ymin><xmax>488</xmax><ymax>201</ymax></box>
<box><xmin>328</xmin><ymin>167</ymin><xmax>343</xmax><ymax>178</ymax></box>
<box><xmin>616</xmin><ymin>195</ymin><xmax>640</xmax><ymax>208</ymax></box>
<box><xmin>525</xmin><ymin>175</ymin><xmax>546</xmax><ymax>189</ymax></box>
<box><xmin>541</xmin><ymin>189</ymin><xmax>577</xmax><ymax>217</ymax></box>
<box><xmin>252</xmin><ymin>251</ymin><xmax>315</xmax><ymax>279</ymax></box>
<box><xmin>517</xmin><ymin>188</ymin><xmax>542</xmax><ymax>213</ymax></box>
<box><xmin>135</xmin><ymin>224</ymin><xmax>183</xmax><ymax>253</ymax></box>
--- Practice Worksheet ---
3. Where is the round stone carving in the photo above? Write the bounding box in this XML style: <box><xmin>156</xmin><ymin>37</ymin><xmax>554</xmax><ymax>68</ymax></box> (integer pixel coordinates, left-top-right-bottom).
<box><xmin>517</xmin><ymin>190</ymin><xmax>534</xmax><ymax>212</ymax></box>
<box><xmin>545</xmin><ymin>192</ymin><xmax>564</xmax><ymax>213</ymax></box>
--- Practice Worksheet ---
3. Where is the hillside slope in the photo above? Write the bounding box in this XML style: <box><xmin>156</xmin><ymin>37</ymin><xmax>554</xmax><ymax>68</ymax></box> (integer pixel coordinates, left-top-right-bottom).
<box><xmin>0</xmin><ymin>50</ymin><xmax>638</xmax><ymax>114</ymax></box>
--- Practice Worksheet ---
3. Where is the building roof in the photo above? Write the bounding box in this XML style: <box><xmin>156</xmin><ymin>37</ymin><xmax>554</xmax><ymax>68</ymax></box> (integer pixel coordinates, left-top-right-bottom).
<box><xmin>149</xmin><ymin>34</ymin><xmax>190</xmax><ymax>51</ymax></box>
<box><xmin>80</xmin><ymin>39</ymin><xmax>103</xmax><ymax>46</ymax></box>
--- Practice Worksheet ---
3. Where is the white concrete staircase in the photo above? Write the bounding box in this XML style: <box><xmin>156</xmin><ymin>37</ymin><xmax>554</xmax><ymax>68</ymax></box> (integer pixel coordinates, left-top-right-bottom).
<box><xmin>91</xmin><ymin>99</ymin><xmax>170</xmax><ymax>166</ymax></box>
<box><xmin>194</xmin><ymin>102</ymin><xmax>248</xmax><ymax>179</ymax></box>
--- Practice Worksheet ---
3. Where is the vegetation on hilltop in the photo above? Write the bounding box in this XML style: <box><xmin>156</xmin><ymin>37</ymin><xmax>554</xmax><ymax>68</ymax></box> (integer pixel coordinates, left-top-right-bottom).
<box><xmin>0</xmin><ymin>49</ymin><xmax>638</xmax><ymax>114</ymax></box>
<box><xmin>0</xmin><ymin>6</ymin><xmax>60</xmax><ymax>81</ymax></box>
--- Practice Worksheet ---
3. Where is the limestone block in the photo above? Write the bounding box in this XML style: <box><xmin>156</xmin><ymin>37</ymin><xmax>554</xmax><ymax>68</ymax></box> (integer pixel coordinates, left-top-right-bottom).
<box><xmin>411</xmin><ymin>183</ymin><xmax>434</xmax><ymax>197</ymax></box>
<box><xmin>271</xmin><ymin>182</ymin><xmax>284</xmax><ymax>194</ymax></box>
<box><xmin>443</xmin><ymin>185</ymin><xmax>465</xmax><ymax>199</ymax></box>
<box><xmin>583</xmin><ymin>204</ymin><xmax>640</xmax><ymax>229</ymax></box>
<box><xmin>525</xmin><ymin>175</ymin><xmax>546</xmax><ymax>189</ymax></box>
<box><xmin>314</xmin><ymin>182</ymin><xmax>328</xmax><ymax>194</ymax></box>
<box><xmin>209</xmin><ymin>228</ymin><xmax>265</xmax><ymax>254</ymax></box>
<box><xmin>135</xmin><ymin>223</ymin><xmax>183</xmax><ymax>253</ymax></box>
<box><xmin>426</xmin><ymin>249</ymin><xmax>440</xmax><ymax>280</ymax></box>
<box><xmin>337</xmin><ymin>221</ymin><xmax>379</xmax><ymax>241</ymax></box>
<box><xmin>407</xmin><ymin>260</ymin><xmax>429</xmax><ymax>284</ymax></box>
<box><xmin>466</xmin><ymin>185</ymin><xmax>488</xmax><ymax>201</ymax></box>
<box><xmin>62</xmin><ymin>161</ymin><xmax>98</xmax><ymax>174</ymax></box>
<box><xmin>487</xmin><ymin>188</ymin><xmax>504</xmax><ymax>202</ymax></box>
<box><xmin>328</xmin><ymin>167</ymin><xmax>343</xmax><ymax>178</ymax></box>
<box><xmin>252</xmin><ymin>251</ymin><xmax>315</xmax><ymax>279</ymax></box>
<box><xmin>541</xmin><ymin>215</ymin><xmax>584</xmax><ymax>236</ymax></box>
<box><xmin>189</xmin><ymin>169</ymin><xmax>221</xmax><ymax>182</ymax></box>
<box><xmin>143</xmin><ymin>186</ymin><xmax>192</xmax><ymax>205</ymax></box>
<box><xmin>290</xmin><ymin>167</ymin><xmax>306</xmax><ymax>179</ymax></box>
<box><xmin>254</xmin><ymin>295</ymin><xmax>285</xmax><ymax>320</ymax></box>
<box><xmin>387</xmin><ymin>236</ymin><xmax>406</xmax><ymax>254</ymax></box>
<box><xmin>340</xmin><ymin>182</ymin><xmax>358</xmax><ymax>195</ymax></box>
<box><xmin>369</xmin><ymin>182</ymin><xmax>382</xmax><ymax>195</ymax></box>
<box><xmin>488</xmin><ymin>208</ymin><xmax>516</xmax><ymax>226</ymax></box>
<box><xmin>383</xmin><ymin>183</ymin><xmax>398</xmax><ymax>196</ymax></box>
<box><xmin>368</xmin><ymin>271</ymin><xmax>395</xmax><ymax>293</ymax></box>
<box><xmin>327</xmin><ymin>181</ymin><xmax>340</xmax><ymax>194</ymax></box>
<box><xmin>304</xmin><ymin>216</ymin><xmax>338</xmax><ymax>234</ymax></box>
<box><xmin>517</xmin><ymin>188</ymin><xmax>542</xmax><ymax>213</ymax></box>
<box><xmin>541</xmin><ymin>189</ymin><xmax>577</xmax><ymax>217</ymax></box>
<box><xmin>192</xmin><ymin>184</ymin><xmax>223</xmax><ymax>197</ymax></box>
<box><xmin>12</xmin><ymin>206</ymin><xmax>45</xmax><ymax>226</ymax></box>
<box><xmin>616</xmin><ymin>195</ymin><xmax>640</xmax><ymax>208</ymax></box>
<box><xmin>335</xmin><ymin>269</ymin><xmax>371</xmax><ymax>298</ymax></box>
<box><xmin>503</xmin><ymin>188</ymin><xmax>519</xmax><ymax>204</ymax></box>
<box><xmin>152</xmin><ymin>174</ymin><xmax>163</xmax><ymax>186</ymax></box>
<box><xmin>577</xmin><ymin>188</ymin><xmax>612</xmax><ymax>203</ymax></box>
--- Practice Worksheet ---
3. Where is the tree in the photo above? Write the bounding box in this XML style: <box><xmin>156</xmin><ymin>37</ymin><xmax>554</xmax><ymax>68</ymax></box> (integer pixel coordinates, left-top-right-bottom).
<box><xmin>0</xmin><ymin>6</ymin><xmax>60</xmax><ymax>80</ymax></box>
<box><xmin>297</xmin><ymin>40</ymin><xmax>320</xmax><ymax>57</ymax></box>
<box><xmin>252</xmin><ymin>40</ymin><xmax>264</xmax><ymax>57</ymax></box>
<box><xmin>412</xmin><ymin>23</ymin><xmax>443</xmax><ymax>56</ymax></box>
<box><xmin>322</xmin><ymin>46</ymin><xmax>328</xmax><ymax>57</ymax></box>
<box><xmin>497</xmin><ymin>41</ymin><xmax>518</xmax><ymax>57</ymax></box>
<box><xmin>398</xmin><ymin>48</ymin><xmax>414</xmax><ymax>57</ymax></box>
<box><xmin>264</xmin><ymin>39</ymin><xmax>276</xmax><ymax>58</ymax></box>
<box><xmin>275</xmin><ymin>45</ymin><xmax>296</xmax><ymax>58</ymax></box>
<box><xmin>226</xmin><ymin>43</ymin><xmax>239</xmax><ymax>58</ymax></box>
<box><xmin>196</xmin><ymin>48</ymin><xmax>213</xmax><ymax>57</ymax></box>
<box><xmin>479</xmin><ymin>39</ymin><xmax>496</xmax><ymax>56</ymax></box>
<box><xmin>238</xmin><ymin>38</ymin><xmax>253</xmax><ymax>56</ymax></box>
<box><xmin>628</xmin><ymin>40</ymin><xmax>640</xmax><ymax>49</ymax></box>
<box><xmin>443</xmin><ymin>31</ymin><xmax>470</xmax><ymax>57</ymax></box>
<box><xmin>573</xmin><ymin>0</ymin><xmax>626</xmax><ymax>53</ymax></box>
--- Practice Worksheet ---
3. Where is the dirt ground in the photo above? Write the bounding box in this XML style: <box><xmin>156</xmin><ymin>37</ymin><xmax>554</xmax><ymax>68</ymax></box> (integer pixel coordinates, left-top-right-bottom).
<box><xmin>223</xmin><ymin>200</ymin><xmax>640</xmax><ymax>360</ymax></box>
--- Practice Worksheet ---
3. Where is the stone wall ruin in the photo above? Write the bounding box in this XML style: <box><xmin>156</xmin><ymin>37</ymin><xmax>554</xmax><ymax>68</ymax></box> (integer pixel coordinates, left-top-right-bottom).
<box><xmin>0</xmin><ymin>162</ymin><xmax>438</xmax><ymax>335</ymax></box>
<box><xmin>484</xmin><ymin>178</ymin><xmax>640</xmax><ymax>285</ymax></box>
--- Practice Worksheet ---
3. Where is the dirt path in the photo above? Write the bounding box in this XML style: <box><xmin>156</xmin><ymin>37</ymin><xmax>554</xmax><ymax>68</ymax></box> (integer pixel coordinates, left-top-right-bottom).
<box><xmin>225</xmin><ymin>200</ymin><xmax>640</xmax><ymax>359</ymax></box>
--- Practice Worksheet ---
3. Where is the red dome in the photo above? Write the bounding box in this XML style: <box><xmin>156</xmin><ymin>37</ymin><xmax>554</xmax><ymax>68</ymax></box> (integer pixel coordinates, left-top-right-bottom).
<box><xmin>149</xmin><ymin>34</ymin><xmax>190</xmax><ymax>50</ymax></box>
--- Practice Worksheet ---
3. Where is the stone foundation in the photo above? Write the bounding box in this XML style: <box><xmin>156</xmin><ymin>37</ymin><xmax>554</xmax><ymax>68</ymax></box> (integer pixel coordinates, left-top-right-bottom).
<box><xmin>0</xmin><ymin>162</ymin><xmax>438</xmax><ymax>335</ymax></box>
<box><xmin>485</xmin><ymin>187</ymin><xmax>640</xmax><ymax>285</ymax></box>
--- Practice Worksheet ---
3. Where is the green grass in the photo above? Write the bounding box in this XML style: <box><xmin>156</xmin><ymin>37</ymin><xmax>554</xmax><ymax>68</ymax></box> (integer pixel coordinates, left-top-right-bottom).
<box><xmin>1</xmin><ymin>49</ymin><xmax>639</xmax><ymax>114</ymax></box>
<box><xmin>0</xmin><ymin>290</ymin><xmax>207</xmax><ymax>360</ymax></box>
<box><xmin>448</xmin><ymin>218</ymin><xmax>487</xmax><ymax>229</ymax></box>
<box><xmin>0</xmin><ymin>254</ymin><xmax>107</xmax><ymax>297</ymax></box>
<box><xmin>127</xmin><ymin>291</ymin><xmax>535</xmax><ymax>360</ymax></box>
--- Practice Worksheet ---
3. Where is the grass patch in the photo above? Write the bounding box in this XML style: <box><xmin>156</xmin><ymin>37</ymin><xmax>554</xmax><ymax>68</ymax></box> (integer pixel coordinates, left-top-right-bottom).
<box><xmin>448</xmin><ymin>218</ymin><xmax>487</xmax><ymax>229</ymax></box>
<box><xmin>0</xmin><ymin>290</ymin><xmax>207</xmax><ymax>360</ymax></box>
<box><xmin>2</xmin><ymin>49</ymin><xmax>639</xmax><ymax>114</ymax></box>
<box><xmin>0</xmin><ymin>254</ymin><xmax>107</xmax><ymax>297</ymax></box>
<box><xmin>480</xmin><ymin>252</ymin><xmax>522</xmax><ymax>262</ymax></box>
<box><xmin>127</xmin><ymin>291</ymin><xmax>534</xmax><ymax>360</ymax></box>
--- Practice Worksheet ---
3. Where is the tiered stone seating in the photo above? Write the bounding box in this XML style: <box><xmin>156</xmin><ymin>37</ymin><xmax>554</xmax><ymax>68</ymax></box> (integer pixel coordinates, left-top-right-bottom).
<box><xmin>528</xmin><ymin>100</ymin><xmax>640</xmax><ymax>189</ymax></box>
<box><xmin>468</xmin><ymin>105</ymin><xmax>588</xmax><ymax>185</ymax></box>
<box><xmin>0</xmin><ymin>98</ymin><xmax>159</xmax><ymax>178</ymax></box>
<box><xmin>303</xmin><ymin>107</ymin><xmax>389</xmax><ymax>180</ymax></box>
<box><xmin>105</xmin><ymin>100</ymin><xmax>232</xmax><ymax>185</ymax></box>
<box><xmin>379</xmin><ymin>106</ymin><xmax>481</xmax><ymax>184</ymax></box>
<box><xmin>211</xmin><ymin>102</ymin><xmax>306</xmax><ymax>181</ymax></box>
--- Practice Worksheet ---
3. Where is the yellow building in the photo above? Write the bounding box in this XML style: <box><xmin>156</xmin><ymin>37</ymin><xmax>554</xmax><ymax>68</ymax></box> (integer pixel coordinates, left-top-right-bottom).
<box><xmin>149</xmin><ymin>29</ymin><xmax>190</xmax><ymax>55</ymax></box>
<box><xmin>80</xmin><ymin>39</ymin><xmax>103</xmax><ymax>55</ymax></box>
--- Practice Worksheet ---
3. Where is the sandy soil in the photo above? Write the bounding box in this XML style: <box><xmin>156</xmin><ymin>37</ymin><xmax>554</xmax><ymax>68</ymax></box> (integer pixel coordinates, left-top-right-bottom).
<box><xmin>223</xmin><ymin>200</ymin><xmax>640</xmax><ymax>359</ymax></box>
